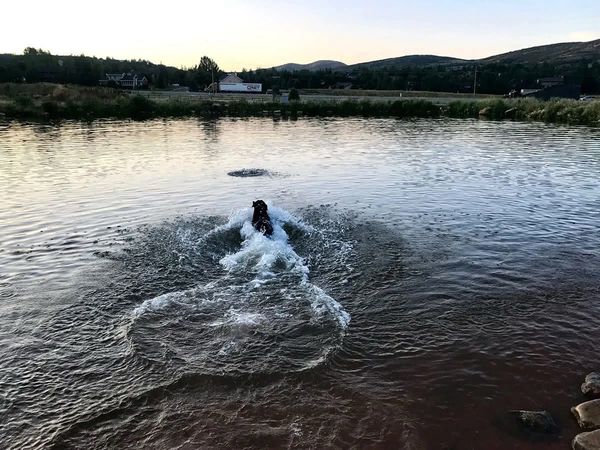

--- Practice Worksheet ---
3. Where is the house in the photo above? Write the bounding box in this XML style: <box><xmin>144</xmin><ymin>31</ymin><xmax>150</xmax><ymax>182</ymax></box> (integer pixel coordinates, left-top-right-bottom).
<box><xmin>537</xmin><ymin>76</ymin><xmax>564</xmax><ymax>88</ymax></box>
<box><xmin>526</xmin><ymin>83</ymin><xmax>580</xmax><ymax>100</ymax></box>
<box><xmin>99</xmin><ymin>73</ymin><xmax>148</xmax><ymax>89</ymax></box>
<box><xmin>508</xmin><ymin>75</ymin><xmax>578</xmax><ymax>100</ymax></box>
<box><xmin>218</xmin><ymin>73</ymin><xmax>262</xmax><ymax>93</ymax></box>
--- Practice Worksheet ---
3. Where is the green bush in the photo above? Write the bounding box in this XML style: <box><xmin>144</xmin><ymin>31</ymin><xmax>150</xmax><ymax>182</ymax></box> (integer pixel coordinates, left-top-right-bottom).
<box><xmin>41</xmin><ymin>100</ymin><xmax>60</xmax><ymax>117</ymax></box>
<box><xmin>15</xmin><ymin>94</ymin><xmax>33</xmax><ymax>108</ymax></box>
<box><xmin>288</xmin><ymin>88</ymin><xmax>300</xmax><ymax>101</ymax></box>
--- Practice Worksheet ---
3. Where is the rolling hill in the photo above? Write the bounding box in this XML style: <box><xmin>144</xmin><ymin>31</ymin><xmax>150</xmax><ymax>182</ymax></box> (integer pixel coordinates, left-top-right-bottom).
<box><xmin>273</xmin><ymin>60</ymin><xmax>347</xmax><ymax>71</ymax></box>
<box><xmin>272</xmin><ymin>39</ymin><xmax>600</xmax><ymax>72</ymax></box>
<box><xmin>348</xmin><ymin>54</ymin><xmax>468</xmax><ymax>70</ymax></box>
<box><xmin>479</xmin><ymin>39</ymin><xmax>600</xmax><ymax>65</ymax></box>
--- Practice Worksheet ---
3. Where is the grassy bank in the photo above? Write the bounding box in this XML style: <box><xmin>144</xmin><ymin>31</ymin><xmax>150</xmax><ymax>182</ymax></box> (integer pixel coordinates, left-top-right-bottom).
<box><xmin>1</xmin><ymin>83</ymin><xmax>599</xmax><ymax>126</ymax></box>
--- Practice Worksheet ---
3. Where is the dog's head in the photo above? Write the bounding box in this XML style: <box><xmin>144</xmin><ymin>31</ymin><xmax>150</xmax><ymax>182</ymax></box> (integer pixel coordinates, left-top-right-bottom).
<box><xmin>252</xmin><ymin>200</ymin><xmax>268</xmax><ymax>211</ymax></box>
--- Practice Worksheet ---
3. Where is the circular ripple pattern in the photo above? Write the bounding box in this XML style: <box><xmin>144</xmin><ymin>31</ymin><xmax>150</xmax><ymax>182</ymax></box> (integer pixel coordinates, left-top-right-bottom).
<box><xmin>125</xmin><ymin>206</ymin><xmax>350</xmax><ymax>375</ymax></box>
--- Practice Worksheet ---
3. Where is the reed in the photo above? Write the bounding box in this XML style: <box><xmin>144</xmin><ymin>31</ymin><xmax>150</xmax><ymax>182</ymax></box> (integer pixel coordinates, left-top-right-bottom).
<box><xmin>445</xmin><ymin>98</ymin><xmax>600</xmax><ymax>126</ymax></box>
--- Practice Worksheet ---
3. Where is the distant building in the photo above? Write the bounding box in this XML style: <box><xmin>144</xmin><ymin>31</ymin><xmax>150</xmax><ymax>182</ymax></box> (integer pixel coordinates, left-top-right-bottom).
<box><xmin>218</xmin><ymin>73</ymin><xmax>262</xmax><ymax>93</ymax></box>
<box><xmin>508</xmin><ymin>75</ymin><xmax>578</xmax><ymax>100</ymax></box>
<box><xmin>537</xmin><ymin>76</ymin><xmax>564</xmax><ymax>88</ymax></box>
<box><xmin>331</xmin><ymin>82</ymin><xmax>353</xmax><ymax>89</ymax></box>
<box><xmin>520</xmin><ymin>88</ymin><xmax>541</xmax><ymax>96</ymax></box>
<box><xmin>99</xmin><ymin>73</ymin><xmax>148</xmax><ymax>89</ymax></box>
<box><xmin>527</xmin><ymin>83</ymin><xmax>580</xmax><ymax>100</ymax></box>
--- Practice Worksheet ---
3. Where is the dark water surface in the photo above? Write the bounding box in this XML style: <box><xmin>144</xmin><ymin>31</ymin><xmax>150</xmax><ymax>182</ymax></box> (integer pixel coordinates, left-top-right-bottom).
<box><xmin>1</xmin><ymin>118</ymin><xmax>600</xmax><ymax>449</ymax></box>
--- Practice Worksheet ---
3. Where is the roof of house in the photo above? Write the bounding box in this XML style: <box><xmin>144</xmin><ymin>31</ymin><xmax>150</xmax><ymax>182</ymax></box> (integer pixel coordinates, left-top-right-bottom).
<box><xmin>220</xmin><ymin>73</ymin><xmax>244</xmax><ymax>84</ymax></box>
<box><xmin>106</xmin><ymin>73</ymin><xmax>126</xmax><ymax>80</ymax></box>
<box><xmin>105</xmin><ymin>73</ymin><xmax>146</xmax><ymax>80</ymax></box>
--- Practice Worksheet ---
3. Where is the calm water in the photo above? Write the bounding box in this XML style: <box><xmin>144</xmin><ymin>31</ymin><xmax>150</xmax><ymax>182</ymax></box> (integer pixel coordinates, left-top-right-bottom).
<box><xmin>1</xmin><ymin>117</ymin><xmax>600</xmax><ymax>449</ymax></box>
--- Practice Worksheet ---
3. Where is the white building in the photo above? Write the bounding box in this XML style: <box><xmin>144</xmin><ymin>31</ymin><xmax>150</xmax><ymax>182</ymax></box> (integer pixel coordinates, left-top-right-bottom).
<box><xmin>219</xmin><ymin>73</ymin><xmax>262</xmax><ymax>93</ymax></box>
<box><xmin>100</xmin><ymin>73</ymin><xmax>148</xmax><ymax>89</ymax></box>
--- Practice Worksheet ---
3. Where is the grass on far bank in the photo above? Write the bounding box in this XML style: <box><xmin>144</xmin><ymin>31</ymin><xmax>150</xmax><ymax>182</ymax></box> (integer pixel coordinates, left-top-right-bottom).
<box><xmin>1</xmin><ymin>83</ymin><xmax>599</xmax><ymax>127</ymax></box>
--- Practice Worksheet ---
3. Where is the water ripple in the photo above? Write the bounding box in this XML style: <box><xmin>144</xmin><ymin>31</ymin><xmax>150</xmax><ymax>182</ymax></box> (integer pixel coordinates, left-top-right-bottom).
<box><xmin>2</xmin><ymin>118</ymin><xmax>600</xmax><ymax>449</ymax></box>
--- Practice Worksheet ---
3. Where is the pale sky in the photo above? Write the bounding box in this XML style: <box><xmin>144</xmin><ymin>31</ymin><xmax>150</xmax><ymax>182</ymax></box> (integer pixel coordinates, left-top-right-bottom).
<box><xmin>2</xmin><ymin>0</ymin><xmax>599</xmax><ymax>71</ymax></box>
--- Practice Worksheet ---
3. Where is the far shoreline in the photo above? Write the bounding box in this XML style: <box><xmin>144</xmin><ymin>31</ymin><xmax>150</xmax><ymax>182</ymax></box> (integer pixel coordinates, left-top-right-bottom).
<box><xmin>1</xmin><ymin>83</ymin><xmax>598</xmax><ymax>127</ymax></box>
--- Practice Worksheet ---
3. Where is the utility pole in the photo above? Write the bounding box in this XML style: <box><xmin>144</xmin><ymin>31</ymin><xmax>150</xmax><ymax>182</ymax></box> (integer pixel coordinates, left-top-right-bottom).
<box><xmin>473</xmin><ymin>66</ymin><xmax>478</xmax><ymax>95</ymax></box>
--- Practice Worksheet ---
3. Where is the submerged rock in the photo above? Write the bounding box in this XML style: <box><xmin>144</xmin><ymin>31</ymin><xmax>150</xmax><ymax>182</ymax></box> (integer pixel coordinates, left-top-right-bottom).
<box><xmin>227</xmin><ymin>168</ymin><xmax>271</xmax><ymax>177</ymax></box>
<box><xmin>573</xmin><ymin>430</ymin><xmax>600</xmax><ymax>450</ymax></box>
<box><xmin>582</xmin><ymin>372</ymin><xmax>600</xmax><ymax>398</ymax></box>
<box><xmin>572</xmin><ymin>400</ymin><xmax>600</xmax><ymax>430</ymax></box>
<box><xmin>510</xmin><ymin>410</ymin><xmax>559</xmax><ymax>433</ymax></box>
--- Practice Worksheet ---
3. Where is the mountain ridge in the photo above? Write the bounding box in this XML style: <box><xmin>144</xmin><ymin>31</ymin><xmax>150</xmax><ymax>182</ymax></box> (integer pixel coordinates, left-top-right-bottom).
<box><xmin>273</xmin><ymin>60</ymin><xmax>347</xmax><ymax>71</ymax></box>
<box><xmin>269</xmin><ymin>39</ymin><xmax>600</xmax><ymax>71</ymax></box>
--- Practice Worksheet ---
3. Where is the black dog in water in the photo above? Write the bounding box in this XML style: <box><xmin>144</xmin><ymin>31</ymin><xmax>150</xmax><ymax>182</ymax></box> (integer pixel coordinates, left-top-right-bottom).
<box><xmin>252</xmin><ymin>200</ymin><xmax>273</xmax><ymax>236</ymax></box>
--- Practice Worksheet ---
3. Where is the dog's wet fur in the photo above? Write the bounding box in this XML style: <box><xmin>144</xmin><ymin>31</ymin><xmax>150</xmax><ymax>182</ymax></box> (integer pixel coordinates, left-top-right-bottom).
<box><xmin>252</xmin><ymin>200</ymin><xmax>273</xmax><ymax>236</ymax></box>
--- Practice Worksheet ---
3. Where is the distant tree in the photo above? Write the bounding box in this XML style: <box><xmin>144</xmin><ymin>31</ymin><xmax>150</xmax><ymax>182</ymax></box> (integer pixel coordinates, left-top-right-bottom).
<box><xmin>196</xmin><ymin>56</ymin><xmax>220</xmax><ymax>89</ymax></box>
<box><xmin>199</xmin><ymin>56</ymin><xmax>219</xmax><ymax>76</ymax></box>
<box><xmin>156</xmin><ymin>66</ymin><xmax>169</xmax><ymax>89</ymax></box>
<box><xmin>23</xmin><ymin>47</ymin><xmax>51</xmax><ymax>56</ymax></box>
<box><xmin>288</xmin><ymin>88</ymin><xmax>300</xmax><ymax>101</ymax></box>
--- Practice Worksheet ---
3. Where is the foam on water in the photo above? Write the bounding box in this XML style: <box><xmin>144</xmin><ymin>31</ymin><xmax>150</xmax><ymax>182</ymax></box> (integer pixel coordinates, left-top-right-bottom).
<box><xmin>209</xmin><ymin>309</ymin><xmax>267</xmax><ymax>328</ymax></box>
<box><xmin>218</xmin><ymin>204</ymin><xmax>348</xmax><ymax>328</ymax></box>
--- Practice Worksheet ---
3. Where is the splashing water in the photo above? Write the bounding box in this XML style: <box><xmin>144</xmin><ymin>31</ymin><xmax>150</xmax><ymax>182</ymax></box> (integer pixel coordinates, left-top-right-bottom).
<box><xmin>128</xmin><ymin>204</ymin><xmax>350</xmax><ymax>374</ymax></box>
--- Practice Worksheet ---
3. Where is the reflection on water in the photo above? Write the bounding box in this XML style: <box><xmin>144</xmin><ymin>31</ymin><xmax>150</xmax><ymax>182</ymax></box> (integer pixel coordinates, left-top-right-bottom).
<box><xmin>1</xmin><ymin>118</ymin><xmax>600</xmax><ymax>449</ymax></box>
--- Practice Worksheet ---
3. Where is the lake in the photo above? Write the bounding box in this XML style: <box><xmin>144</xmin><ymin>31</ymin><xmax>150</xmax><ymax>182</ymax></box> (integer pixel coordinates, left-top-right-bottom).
<box><xmin>1</xmin><ymin>117</ymin><xmax>600</xmax><ymax>449</ymax></box>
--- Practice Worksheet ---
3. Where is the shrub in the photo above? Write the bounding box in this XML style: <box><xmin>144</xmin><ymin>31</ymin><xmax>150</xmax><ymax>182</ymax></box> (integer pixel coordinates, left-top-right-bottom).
<box><xmin>15</xmin><ymin>94</ymin><xmax>33</xmax><ymax>108</ymax></box>
<box><xmin>288</xmin><ymin>88</ymin><xmax>300</xmax><ymax>101</ymax></box>
<box><xmin>128</xmin><ymin>95</ymin><xmax>156</xmax><ymax>119</ymax></box>
<box><xmin>41</xmin><ymin>100</ymin><xmax>60</xmax><ymax>116</ymax></box>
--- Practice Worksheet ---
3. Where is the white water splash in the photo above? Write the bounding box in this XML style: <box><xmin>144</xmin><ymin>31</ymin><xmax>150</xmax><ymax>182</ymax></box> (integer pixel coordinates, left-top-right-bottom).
<box><xmin>132</xmin><ymin>204</ymin><xmax>350</xmax><ymax>338</ymax></box>
<box><xmin>218</xmin><ymin>204</ymin><xmax>349</xmax><ymax>329</ymax></box>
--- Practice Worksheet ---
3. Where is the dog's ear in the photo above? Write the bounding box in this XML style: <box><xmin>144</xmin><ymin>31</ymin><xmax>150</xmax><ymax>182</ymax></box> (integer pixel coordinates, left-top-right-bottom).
<box><xmin>252</xmin><ymin>201</ymin><xmax>257</xmax><ymax>207</ymax></box>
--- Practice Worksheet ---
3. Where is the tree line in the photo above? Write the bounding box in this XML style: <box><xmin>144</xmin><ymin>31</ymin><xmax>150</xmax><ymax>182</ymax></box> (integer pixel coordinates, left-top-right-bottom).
<box><xmin>0</xmin><ymin>49</ymin><xmax>223</xmax><ymax>91</ymax></box>
<box><xmin>241</xmin><ymin>62</ymin><xmax>600</xmax><ymax>95</ymax></box>
<box><xmin>1</xmin><ymin>48</ymin><xmax>598</xmax><ymax>94</ymax></box>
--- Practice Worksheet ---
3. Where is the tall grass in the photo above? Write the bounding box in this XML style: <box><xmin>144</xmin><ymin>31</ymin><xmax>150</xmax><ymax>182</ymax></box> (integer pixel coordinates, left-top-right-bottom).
<box><xmin>1</xmin><ymin>83</ymin><xmax>599</xmax><ymax>127</ymax></box>
<box><xmin>446</xmin><ymin>98</ymin><xmax>600</xmax><ymax>126</ymax></box>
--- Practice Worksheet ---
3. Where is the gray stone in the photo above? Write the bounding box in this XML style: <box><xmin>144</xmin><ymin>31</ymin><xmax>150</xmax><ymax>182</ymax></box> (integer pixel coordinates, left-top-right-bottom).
<box><xmin>510</xmin><ymin>410</ymin><xmax>558</xmax><ymax>433</ymax></box>
<box><xmin>573</xmin><ymin>430</ymin><xmax>600</xmax><ymax>450</ymax></box>
<box><xmin>572</xmin><ymin>400</ymin><xmax>600</xmax><ymax>430</ymax></box>
<box><xmin>582</xmin><ymin>372</ymin><xmax>600</xmax><ymax>397</ymax></box>
<box><xmin>479</xmin><ymin>107</ymin><xmax>491</xmax><ymax>116</ymax></box>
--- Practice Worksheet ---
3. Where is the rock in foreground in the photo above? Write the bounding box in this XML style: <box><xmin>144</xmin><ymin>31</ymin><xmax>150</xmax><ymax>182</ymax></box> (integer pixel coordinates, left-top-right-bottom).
<box><xmin>582</xmin><ymin>372</ymin><xmax>600</xmax><ymax>397</ymax></box>
<box><xmin>510</xmin><ymin>410</ymin><xmax>559</xmax><ymax>433</ymax></box>
<box><xmin>573</xmin><ymin>430</ymin><xmax>600</xmax><ymax>450</ymax></box>
<box><xmin>572</xmin><ymin>400</ymin><xmax>600</xmax><ymax>430</ymax></box>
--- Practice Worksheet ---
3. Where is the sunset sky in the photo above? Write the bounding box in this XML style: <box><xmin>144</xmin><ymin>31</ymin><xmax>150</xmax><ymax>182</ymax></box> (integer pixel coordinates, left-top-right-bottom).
<box><xmin>2</xmin><ymin>0</ymin><xmax>599</xmax><ymax>71</ymax></box>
